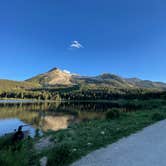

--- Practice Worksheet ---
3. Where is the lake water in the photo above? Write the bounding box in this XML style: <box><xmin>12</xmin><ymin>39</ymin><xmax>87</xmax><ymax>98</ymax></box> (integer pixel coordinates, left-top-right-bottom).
<box><xmin>0</xmin><ymin>100</ymin><xmax>134</xmax><ymax>136</ymax></box>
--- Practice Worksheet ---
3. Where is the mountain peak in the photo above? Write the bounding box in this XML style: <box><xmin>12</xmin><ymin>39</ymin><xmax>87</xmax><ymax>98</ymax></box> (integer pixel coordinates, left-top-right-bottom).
<box><xmin>48</xmin><ymin>67</ymin><xmax>59</xmax><ymax>72</ymax></box>
<box><xmin>28</xmin><ymin>67</ymin><xmax>73</xmax><ymax>86</ymax></box>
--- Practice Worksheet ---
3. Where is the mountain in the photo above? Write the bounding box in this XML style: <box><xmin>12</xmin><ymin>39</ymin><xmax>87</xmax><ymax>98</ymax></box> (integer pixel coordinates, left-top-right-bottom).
<box><xmin>26</xmin><ymin>68</ymin><xmax>74</xmax><ymax>86</ymax></box>
<box><xmin>25</xmin><ymin>67</ymin><xmax>166</xmax><ymax>90</ymax></box>
<box><xmin>126</xmin><ymin>78</ymin><xmax>166</xmax><ymax>90</ymax></box>
<box><xmin>0</xmin><ymin>67</ymin><xmax>165</xmax><ymax>91</ymax></box>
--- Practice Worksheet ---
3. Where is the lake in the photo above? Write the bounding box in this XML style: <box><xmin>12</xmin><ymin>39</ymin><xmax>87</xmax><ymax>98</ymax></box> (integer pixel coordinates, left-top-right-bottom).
<box><xmin>0</xmin><ymin>100</ymin><xmax>136</xmax><ymax>136</ymax></box>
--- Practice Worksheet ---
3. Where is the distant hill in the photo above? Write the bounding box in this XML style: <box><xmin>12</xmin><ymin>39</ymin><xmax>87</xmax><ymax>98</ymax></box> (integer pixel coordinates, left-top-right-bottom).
<box><xmin>0</xmin><ymin>79</ymin><xmax>39</xmax><ymax>91</ymax></box>
<box><xmin>25</xmin><ymin>67</ymin><xmax>166</xmax><ymax>90</ymax></box>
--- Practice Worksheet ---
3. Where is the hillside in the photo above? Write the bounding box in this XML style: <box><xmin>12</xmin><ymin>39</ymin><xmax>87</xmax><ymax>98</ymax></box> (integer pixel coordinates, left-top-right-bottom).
<box><xmin>0</xmin><ymin>79</ymin><xmax>40</xmax><ymax>91</ymax></box>
<box><xmin>26</xmin><ymin>68</ymin><xmax>166</xmax><ymax>90</ymax></box>
<box><xmin>0</xmin><ymin>67</ymin><xmax>166</xmax><ymax>91</ymax></box>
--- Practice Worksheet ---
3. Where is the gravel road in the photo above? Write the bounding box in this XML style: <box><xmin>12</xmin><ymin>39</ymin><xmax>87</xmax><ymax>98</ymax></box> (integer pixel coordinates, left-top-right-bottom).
<box><xmin>71</xmin><ymin>120</ymin><xmax>166</xmax><ymax>166</ymax></box>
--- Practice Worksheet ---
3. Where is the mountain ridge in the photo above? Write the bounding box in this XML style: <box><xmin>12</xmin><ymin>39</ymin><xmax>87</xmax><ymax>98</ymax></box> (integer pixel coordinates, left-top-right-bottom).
<box><xmin>0</xmin><ymin>67</ymin><xmax>165</xmax><ymax>91</ymax></box>
<box><xmin>25</xmin><ymin>67</ymin><xmax>166</xmax><ymax>90</ymax></box>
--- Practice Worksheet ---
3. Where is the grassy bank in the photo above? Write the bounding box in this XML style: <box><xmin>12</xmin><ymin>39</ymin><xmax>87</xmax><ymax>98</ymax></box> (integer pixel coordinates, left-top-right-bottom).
<box><xmin>0</xmin><ymin>105</ymin><xmax>166</xmax><ymax>166</ymax></box>
<box><xmin>44</xmin><ymin>109</ymin><xmax>166</xmax><ymax>166</ymax></box>
<box><xmin>0</xmin><ymin>136</ymin><xmax>37</xmax><ymax>166</ymax></box>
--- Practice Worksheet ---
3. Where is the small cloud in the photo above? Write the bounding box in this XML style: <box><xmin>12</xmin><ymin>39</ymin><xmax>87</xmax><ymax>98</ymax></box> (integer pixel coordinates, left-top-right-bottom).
<box><xmin>70</xmin><ymin>40</ymin><xmax>83</xmax><ymax>49</ymax></box>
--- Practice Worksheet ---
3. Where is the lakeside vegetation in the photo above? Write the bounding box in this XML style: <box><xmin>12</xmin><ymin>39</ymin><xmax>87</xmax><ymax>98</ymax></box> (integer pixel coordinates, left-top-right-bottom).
<box><xmin>0</xmin><ymin>99</ymin><xmax>166</xmax><ymax>165</ymax></box>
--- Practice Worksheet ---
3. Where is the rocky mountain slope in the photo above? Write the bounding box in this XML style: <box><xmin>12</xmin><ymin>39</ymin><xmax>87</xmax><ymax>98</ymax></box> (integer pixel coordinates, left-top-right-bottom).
<box><xmin>27</xmin><ymin>68</ymin><xmax>73</xmax><ymax>86</ymax></box>
<box><xmin>26</xmin><ymin>67</ymin><xmax>166</xmax><ymax>90</ymax></box>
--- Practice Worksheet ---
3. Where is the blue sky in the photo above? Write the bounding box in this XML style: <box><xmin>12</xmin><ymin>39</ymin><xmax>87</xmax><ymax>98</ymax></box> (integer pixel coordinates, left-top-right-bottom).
<box><xmin>0</xmin><ymin>0</ymin><xmax>166</xmax><ymax>81</ymax></box>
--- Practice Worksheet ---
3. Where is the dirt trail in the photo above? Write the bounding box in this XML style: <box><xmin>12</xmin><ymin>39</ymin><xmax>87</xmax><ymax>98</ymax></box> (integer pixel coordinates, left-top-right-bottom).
<box><xmin>71</xmin><ymin>120</ymin><xmax>166</xmax><ymax>166</ymax></box>
<box><xmin>35</xmin><ymin>136</ymin><xmax>53</xmax><ymax>151</ymax></box>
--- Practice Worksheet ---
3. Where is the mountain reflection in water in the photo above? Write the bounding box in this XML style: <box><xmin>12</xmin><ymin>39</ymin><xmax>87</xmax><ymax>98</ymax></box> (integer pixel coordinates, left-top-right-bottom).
<box><xmin>0</xmin><ymin>101</ymin><xmax>107</xmax><ymax>135</ymax></box>
<box><xmin>0</xmin><ymin>100</ymin><xmax>137</xmax><ymax>136</ymax></box>
<box><xmin>40</xmin><ymin>115</ymin><xmax>75</xmax><ymax>131</ymax></box>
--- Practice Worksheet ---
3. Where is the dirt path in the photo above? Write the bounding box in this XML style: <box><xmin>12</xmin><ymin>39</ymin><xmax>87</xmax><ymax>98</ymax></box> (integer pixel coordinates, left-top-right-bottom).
<box><xmin>71</xmin><ymin>120</ymin><xmax>166</xmax><ymax>166</ymax></box>
<box><xmin>35</xmin><ymin>136</ymin><xmax>53</xmax><ymax>151</ymax></box>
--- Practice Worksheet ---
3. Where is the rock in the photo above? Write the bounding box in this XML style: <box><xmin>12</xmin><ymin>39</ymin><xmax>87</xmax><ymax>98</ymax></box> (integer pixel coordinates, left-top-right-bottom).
<box><xmin>40</xmin><ymin>156</ymin><xmax>47</xmax><ymax>166</ymax></box>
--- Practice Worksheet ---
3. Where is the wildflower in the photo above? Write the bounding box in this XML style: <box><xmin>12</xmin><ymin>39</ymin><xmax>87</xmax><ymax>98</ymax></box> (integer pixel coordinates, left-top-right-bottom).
<box><xmin>101</xmin><ymin>131</ymin><xmax>105</xmax><ymax>135</ymax></box>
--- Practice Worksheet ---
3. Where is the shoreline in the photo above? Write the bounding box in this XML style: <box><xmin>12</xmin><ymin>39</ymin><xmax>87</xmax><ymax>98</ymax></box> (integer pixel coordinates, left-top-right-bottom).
<box><xmin>0</xmin><ymin>109</ymin><xmax>166</xmax><ymax>165</ymax></box>
<box><xmin>0</xmin><ymin>99</ymin><xmax>166</xmax><ymax>165</ymax></box>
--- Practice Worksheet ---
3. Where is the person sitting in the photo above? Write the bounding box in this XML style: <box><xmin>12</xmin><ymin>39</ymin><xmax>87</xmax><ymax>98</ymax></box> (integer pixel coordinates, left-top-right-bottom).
<box><xmin>12</xmin><ymin>125</ymin><xmax>24</xmax><ymax>143</ymax></box>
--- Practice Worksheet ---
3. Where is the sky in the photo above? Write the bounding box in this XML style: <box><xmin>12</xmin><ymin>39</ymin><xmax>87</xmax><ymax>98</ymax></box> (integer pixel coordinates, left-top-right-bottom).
<box><xmin>0</xmin><ymin>0</ymin><xmax>166</xmax><ymax>81</ymax></box>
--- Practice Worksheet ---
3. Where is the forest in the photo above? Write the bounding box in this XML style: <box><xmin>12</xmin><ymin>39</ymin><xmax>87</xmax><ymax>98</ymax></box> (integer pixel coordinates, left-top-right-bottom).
<box><xmin>0</xmin><ymin>85</ymin><xmax>166</xmax><ymax>101</ymax></box>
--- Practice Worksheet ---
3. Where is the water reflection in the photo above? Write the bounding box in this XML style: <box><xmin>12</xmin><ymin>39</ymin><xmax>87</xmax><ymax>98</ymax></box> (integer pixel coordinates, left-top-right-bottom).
<box><xmin>0</xmin><ymin>101</ymin><xmax>133</xmax><ymax>136</ymax></box>
<box><xmin>39</xmin><ymin>116</ymin><xmax>75</xmax><ymax>131</ymax></box>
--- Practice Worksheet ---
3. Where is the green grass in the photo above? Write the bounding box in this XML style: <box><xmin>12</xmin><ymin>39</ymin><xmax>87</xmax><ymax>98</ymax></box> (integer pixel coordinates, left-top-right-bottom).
<box><xmin>43</xmin><ymin>109</ymin><xmax>166</xmax><ymax>166</ymax></box>
<box><xmin>0</xmin><ymin>137</ymin><xmax>38</xmax><ymax>166</ymax></box>
<box><xmin>0</xmin><ymin>100</ymin><xmax>166</xmax><ymax>165</ymax></box>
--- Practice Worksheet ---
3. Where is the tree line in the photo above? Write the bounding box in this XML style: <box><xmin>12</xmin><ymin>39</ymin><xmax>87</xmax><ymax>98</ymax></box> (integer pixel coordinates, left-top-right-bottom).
<box><xmin>0</xmin><ymin>87</ymin><xmax>166</xmax><ymax>101</ymax></box>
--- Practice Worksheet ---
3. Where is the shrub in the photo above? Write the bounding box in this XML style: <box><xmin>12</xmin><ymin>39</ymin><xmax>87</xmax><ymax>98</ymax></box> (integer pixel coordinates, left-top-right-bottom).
<box><xmin>47</xmin><ymin>143</ymin><xmax>73</xmax><ymax>166</ymax></box>
<box><xmin>0</xmin><ymin>135</ymin><xmax>14</xmax><ymax>150</ymax></box>
<box><xmin>151</xmin><ymin>112</ymin><xmax>165</xmax><ymax>121</ymax></box>
<box><xmin>106</xmin><ymin>109</ymin><xmax>120</xmax><ymax>120</ymax></box>
<box><xmin>0</xmin><ymin>156</ymin><xmax>8</xmax><ymax>166</ymax></box>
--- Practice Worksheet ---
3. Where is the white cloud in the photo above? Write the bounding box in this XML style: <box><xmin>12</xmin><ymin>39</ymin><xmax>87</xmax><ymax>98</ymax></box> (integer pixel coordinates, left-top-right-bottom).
<box><xmin>70</xmin><ymin>40</ymin><xmax>83</xmax><ymax>49</ymax></box>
